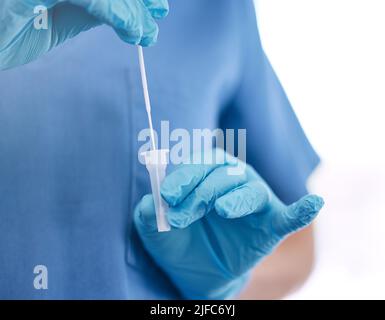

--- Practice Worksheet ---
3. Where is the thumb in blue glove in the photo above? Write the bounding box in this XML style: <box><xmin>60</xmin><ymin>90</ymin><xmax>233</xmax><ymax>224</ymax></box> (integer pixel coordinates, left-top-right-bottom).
<box><xmin>0</xmin><ymin>0</ymin><xmax>169</xmax><ymax>70</ymax></box>
<box><xmin>134</xmin><ymin>149</ymin><xmax>324</xmax><ymax>299</ymax></box>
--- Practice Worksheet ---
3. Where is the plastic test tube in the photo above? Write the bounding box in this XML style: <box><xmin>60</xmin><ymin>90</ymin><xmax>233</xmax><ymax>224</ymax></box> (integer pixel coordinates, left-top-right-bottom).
<box><xmin>138</xmin><ymin>46</ymin><xmax>171</xmax><ymax>232</ymax></box>
<box><xmin>141</xmin><ymin>149</ymin><xmax>171</xmax><ymax>232</ymax></box>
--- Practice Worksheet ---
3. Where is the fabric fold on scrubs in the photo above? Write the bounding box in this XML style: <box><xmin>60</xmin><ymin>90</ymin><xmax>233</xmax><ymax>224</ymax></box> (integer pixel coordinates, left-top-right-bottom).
<box><xmin>220</xmin><ymin>0</ymin><xmax>320</xmax><ymax>204</ymax></box>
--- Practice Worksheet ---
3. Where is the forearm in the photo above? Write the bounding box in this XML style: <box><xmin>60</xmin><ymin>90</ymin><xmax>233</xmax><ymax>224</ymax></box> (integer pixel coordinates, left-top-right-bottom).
<box><xmin>238</xmin><ymin>226</ymin><xmax>315</xmax><ymax>300</ymax></box>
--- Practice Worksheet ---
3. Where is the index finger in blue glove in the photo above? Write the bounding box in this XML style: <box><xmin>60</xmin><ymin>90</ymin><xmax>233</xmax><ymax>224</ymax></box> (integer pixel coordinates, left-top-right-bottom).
<box><xmin>167</xmin><ymin>166</ymin><xmax>248</xmax><ymax>228</ymax></box>
<box><xmin>161</xmin><ymin>149</ymin><xmax>237</xmax><ymax>206</ymax></box>
<box><xmin>161</xmin><ymin>163</ymin><xmax>223</xmax><ymax>207</ymax></box>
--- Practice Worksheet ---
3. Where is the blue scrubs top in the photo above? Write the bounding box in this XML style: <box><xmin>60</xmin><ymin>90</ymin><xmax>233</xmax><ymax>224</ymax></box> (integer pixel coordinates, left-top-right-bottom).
<box><xmin>0</xmin><ymin>0</ymin><xmax>319</xmax><ymax>299</ymax></box>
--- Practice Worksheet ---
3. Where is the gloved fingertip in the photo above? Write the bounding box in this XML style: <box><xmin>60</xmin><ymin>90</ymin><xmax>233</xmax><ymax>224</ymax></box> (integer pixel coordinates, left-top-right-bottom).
<box><xmin>140</xmin><ymin>24</ymin><xmax>158</xmax><ymax>47</ymax></box>
<box><xmin>161</xmin><ymin>189</ymin><xmax>179</xmax><ymax>207</ymax></box>
<box><xmin>214</xmin><ymin>198</ymin><xmax>233</xmax><ymax>218</ymax></box>
<box><xmin>117</xmin><ymin>33</ymin><xmax>141</xmax><ymax>46</ymax></box>
<box><xmin>150</xmin><ymin>8</ymin><xmax>169</xmax><ymax>19</ymax></box>
<box><xmin>139</xmin><ymin>36</ymin><xmax>156</xmax><ymax>47</ymax></box>
<box><xmin>291</xmin><ymin>194</ymin><xmax>324</xmax><ymax>226</ymax></box>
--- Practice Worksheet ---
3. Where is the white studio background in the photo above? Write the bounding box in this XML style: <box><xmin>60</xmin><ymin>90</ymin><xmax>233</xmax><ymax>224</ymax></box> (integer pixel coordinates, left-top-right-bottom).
<box><xmin>256</xmin><ymin>0</ymin><xmax>385</xmax><ymax>299</ymax></box>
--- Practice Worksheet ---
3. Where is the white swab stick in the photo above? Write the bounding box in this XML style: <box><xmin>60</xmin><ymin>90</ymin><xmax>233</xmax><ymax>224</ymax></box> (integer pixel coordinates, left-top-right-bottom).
<box><xmin>138</xmin><ymin>46</ymin><xmax>156</xmax><ymax>151</ymax></box>
<box><xmin>137</xmin><ymin>46</ymin><xmax>171</xmax><ymax>232</ymax></box>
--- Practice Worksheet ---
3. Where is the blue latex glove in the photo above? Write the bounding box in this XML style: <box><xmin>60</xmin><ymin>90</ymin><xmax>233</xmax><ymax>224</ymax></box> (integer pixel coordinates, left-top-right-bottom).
<box><xmin>0</xmin><ymin>0</ymin><xmax>169</xmax><ymax>70</ymax></box>
<box><xmin>134</xmin><ymin>149</ymin><xmax>324</xmax><ymax>299</ymax></box>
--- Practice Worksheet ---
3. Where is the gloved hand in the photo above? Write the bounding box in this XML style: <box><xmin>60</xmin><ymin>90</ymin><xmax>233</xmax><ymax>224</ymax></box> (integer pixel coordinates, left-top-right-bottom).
<box><xmin>0</xmin><ymin>0</ymin><xmax>169</xmax><ymax>70</ymax></box>
<box><xmin>134</xmin><ymin>149</ymin><xmax>324</xmax><ymax>299</ymax></box>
